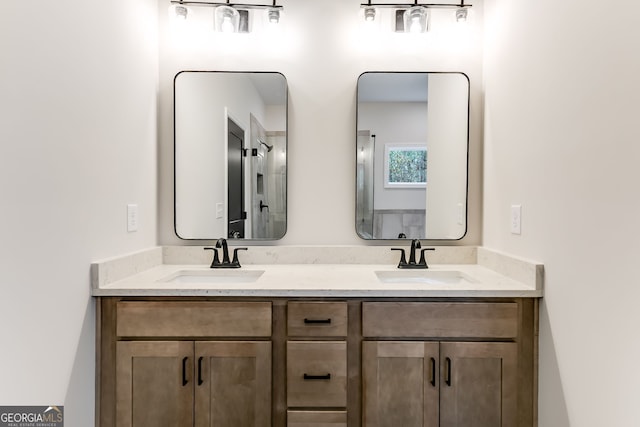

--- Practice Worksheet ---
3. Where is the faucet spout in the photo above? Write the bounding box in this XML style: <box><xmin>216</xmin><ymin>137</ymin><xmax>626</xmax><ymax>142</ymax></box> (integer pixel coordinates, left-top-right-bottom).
<box><xmin>215</xmin><ymin>238</ymin><xmax>231</xmax><ymax>264</ymax></box>
<box><xmin>409</xmin><ymin>239</ymin><xmax>421</xmax><ymax>264</ymax></box>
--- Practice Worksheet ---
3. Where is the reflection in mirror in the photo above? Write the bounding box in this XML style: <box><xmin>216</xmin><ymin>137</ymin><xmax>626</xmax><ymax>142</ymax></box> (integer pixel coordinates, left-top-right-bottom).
<box><xmin>356</xmin><ymin>72</ymin><xmax>469</xmax><ymax>240</ymax></box>
<box><xmin>174</xmin><ymin>71</ymin><xmax>287</xmax><ymax>240</ymax></box>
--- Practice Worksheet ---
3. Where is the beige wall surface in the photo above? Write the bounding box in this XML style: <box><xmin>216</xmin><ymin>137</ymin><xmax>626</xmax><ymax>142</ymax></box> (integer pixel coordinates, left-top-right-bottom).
<box><xmin>157</xmin><ymin>0</ymin><xmax>485</xmax><ymax>245</ymax></box>
<box><xmin>0</xmin><ymin>1</ymin><xmax>159</xmax><ymax>425</ymax></box>
<box><xmin>483</xmin><ymin>1</ymin><xmax>640</xmax><ymax>426</ymax></box>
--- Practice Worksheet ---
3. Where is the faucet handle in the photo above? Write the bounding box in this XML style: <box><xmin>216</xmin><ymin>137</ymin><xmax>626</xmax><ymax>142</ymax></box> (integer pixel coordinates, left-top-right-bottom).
<box><xmin>391</xmin><ymin>248</ymin><xmax>408</xmax><ymax>268</ymax></box>
<box><xmin>231</xmin><ymin>248</ymin><xmax>248</xmax><ymax>268</ymax></box>
<box><xmin>418</xmin><ymin>248</ymin><xmax>435</xmax><ymax>268</ymax></box>
<box><xmin>204</xmin><ymin>247</ymin><xmax>221</xmax><ymax>268</ymax></box>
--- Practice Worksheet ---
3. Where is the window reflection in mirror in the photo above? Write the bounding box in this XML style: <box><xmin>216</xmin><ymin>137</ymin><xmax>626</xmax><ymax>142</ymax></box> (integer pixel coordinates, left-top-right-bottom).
<box><xmin>356</xmin><ymin>72</ymin><xmax>469</xmax><ymax>240</ymax></box>
<box><xmin>174</xmin><ymin>71</ymin><xmax>287</xmax><ymax>240</ymax></box>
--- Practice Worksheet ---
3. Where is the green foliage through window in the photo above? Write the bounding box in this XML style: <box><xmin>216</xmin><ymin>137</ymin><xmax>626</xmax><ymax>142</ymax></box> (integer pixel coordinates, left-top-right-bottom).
<box><xmin>388</xmin><ymin>149</ymin><xmax>426</xmax><ymax>184</ymax></box>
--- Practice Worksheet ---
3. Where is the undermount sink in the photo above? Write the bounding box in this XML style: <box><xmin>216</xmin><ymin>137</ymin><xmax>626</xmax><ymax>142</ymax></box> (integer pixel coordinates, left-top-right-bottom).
<box><xmin>160</xmin><ymin>269</ymin><xmax>265</xmax><ymax>284</ymax></box>
<box><xmin>375</xmin><ymin>270</ymin><xmax>477</xmax><ymax>285</ymax></box>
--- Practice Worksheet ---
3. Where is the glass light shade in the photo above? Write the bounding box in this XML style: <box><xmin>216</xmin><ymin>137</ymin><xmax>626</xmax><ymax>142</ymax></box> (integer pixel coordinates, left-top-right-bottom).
<box><xmin>268</xmin><ymin>8</ymin><xmax>280</xmax><ymax>24</ymax></box>
<box><xmin>168</xmin><ymin>4</ymin><xmax>192</xmax><ymax>22</ymax></box>
<box><xmin>455</xmin><ymin>8</ymin><xmax>468</xmax><ymax>23</ymax></box>
<box><xmin>215</xmin><ymin>6</ymin><xmax>240</xmax><ymax>33</ymax></box>
<box><xmin>363</xmin><ymin>6</ymin><xmax>376</xmax><ymax>22</ymax></box>
<box><xmin>404</xmin><ymin>6</ymin><xmax>429</xmax><ymax>33</ymax></box>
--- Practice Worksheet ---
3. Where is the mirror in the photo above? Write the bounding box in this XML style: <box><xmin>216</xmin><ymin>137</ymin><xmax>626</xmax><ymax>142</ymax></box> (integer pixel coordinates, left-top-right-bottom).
<box><xmin>174</xmin><ymin>71</ymin><xmax>287</xmax><ymax>240</ymax></box>
<box><xmin>356</xmin><ymin>72</ymin><xmax>469</xmax><ymax>240</ymax></box>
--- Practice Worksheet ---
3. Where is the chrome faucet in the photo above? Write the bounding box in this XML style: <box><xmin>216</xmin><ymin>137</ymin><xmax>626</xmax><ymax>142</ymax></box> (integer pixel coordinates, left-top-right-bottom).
<box><xmin>204</xmin><ymin>238</ymin><xmax>247</xmax><ymax>268</ymax></box>
<box><xmin>391</xmin><ymin>239</ymin><xmax>435</xmax><ymax>269</ymax></box>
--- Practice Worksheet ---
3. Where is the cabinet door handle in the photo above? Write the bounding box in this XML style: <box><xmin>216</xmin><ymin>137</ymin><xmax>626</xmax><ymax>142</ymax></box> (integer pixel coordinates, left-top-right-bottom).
<box><xmin>304</xmin><ymin>318</ymin><xmax>332</xmax><ymax>324</ymax></box>
<box><xmin>430</xmin><ymin>357</ymin><xmax>437</xmax><ymax>387</ymax></box>
<box><xmin>445</xmin><ymin>357</ymin><xmax>452</xmax><ymax>387</ymax></box>
<box><xmin>303</xmin><ymin>373</ymin><xmax>331</xmax><ymax>380</ymax></box>
<box><xmin>197</xmin><ymin>356</ymin><xmax>204</xmax><ymax>386</ymax></box>
<box><xmin>182</xmin><ymin>357</ymin><xmax>189</xmax><ymax>386</ymax></box>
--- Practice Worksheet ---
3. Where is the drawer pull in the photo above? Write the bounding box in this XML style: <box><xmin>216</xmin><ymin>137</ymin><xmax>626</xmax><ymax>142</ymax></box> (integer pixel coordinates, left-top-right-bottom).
<box><xmin>430</xmin><ymin>357</ymin><xmax>436</xmax><ymax>387</ymax></box>
<box><xmin>197</xmin><ymin>357</ymin><xmax>204</xmax><ymax>386</ymax></box>
<box><xmin>182</xmin><ymin>357</ymin><xmax>189</xmax><ymax>386</ymax></box>
<box><xmin>445</xmin><ymin>357</ymin><xmax>452</xmax><ymax>387</ymax></box>
<box><xmin>303</xmin><ymin>373</ymin><xmax>331</xmax><ymax>380</ymax></box>
<box><xmin>304</xmin><ymin>318</ymin><xmax>332</xmax><ymax>324</ymax></box>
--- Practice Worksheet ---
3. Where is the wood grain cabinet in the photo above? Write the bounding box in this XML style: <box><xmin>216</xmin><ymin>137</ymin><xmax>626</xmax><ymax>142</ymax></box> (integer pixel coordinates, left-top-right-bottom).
<box><xmin>101</xmin><ymin>301</ymin><xmax>272</xmax><ymax>427</ymax></box>
<box><xmin>98</xmin><ymin>298</ymin><xmax>537</xmax><ymax>427</ymax></box>
<box><xmin>286</xmin><ymin>302</ymin><xmax>349</xmax><ymax>427</ymax></box>
<box><xmin>361</xmin><ymin>302</ymin><xmax>535</xmax><ymax>427</ymax></box>
<box><xmin>362</xmin><ymin>341</ymin><xmax>517</xmax><ymax>427</ymax></box>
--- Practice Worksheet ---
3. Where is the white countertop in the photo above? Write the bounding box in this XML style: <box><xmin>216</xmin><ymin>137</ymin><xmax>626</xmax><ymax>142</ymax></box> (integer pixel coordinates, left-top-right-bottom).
<box><xmin>91</xmin><ymin>246</ymin><xmax>543</xmax><ymax>298</ymax></box>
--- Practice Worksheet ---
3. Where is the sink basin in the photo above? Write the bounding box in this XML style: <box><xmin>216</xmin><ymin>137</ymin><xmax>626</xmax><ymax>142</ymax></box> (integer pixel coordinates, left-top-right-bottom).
<box><xmin>375</xmin><ymin>270</ymin><xmax>477</xmax><ymax>285</ymax></box>
<box><xmin>160</xmin><ymin>269</ymin><xmax>265</xmax><ymax>284</ymax></box>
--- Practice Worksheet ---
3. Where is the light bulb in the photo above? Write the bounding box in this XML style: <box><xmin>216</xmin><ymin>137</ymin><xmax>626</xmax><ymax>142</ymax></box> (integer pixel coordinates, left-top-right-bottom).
<box><xmin>168</xmin><ymin>4</ymin><xmax>192</xmax><ymax>25</ymax></box>
<box><xmin>363</xmin><ymin>6</ymin><xmax>376</xmax><ymax>22</ymax></box>
<box><xmin>268</xmin><ymin>9</ymin><xmax>280</xmax><ymax>24</ymax></box>
<box><xmin>455</xmin><ymin>8</ymin><xmax>468</xmax><ymax>23</ymax></box>
<box><xmin>175</xmin><ymin>5</ymin><xmax>188</xmax><ymax>20</ymax></box>
<box><xmin>215</xmin><ymin>6</ymin><xmax>240</xmax><ymax>33</ymax></box>
<box><xmin>404</xmin><ymin>6</ymin><xmax>428</xmax><ymax>33</ymax></box>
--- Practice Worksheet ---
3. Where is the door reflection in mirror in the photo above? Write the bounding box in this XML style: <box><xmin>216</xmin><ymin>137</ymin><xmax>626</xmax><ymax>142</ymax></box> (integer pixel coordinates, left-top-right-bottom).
<box><xmin>356</xmin><ymin>72</ymin><xmax>469</xmax><ymax>240</ymax></box>
<box><xmin>174</xmin><ymin>71</ymin><xmax>287</xmax><ymax>240</ymax></box>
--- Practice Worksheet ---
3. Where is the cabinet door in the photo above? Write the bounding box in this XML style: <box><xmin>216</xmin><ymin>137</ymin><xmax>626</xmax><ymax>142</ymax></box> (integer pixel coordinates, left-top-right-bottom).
<box><xmin>116</xmin><ymin>341</ymin><xmax>194</xmax><ymax>427</ymax></box>
<box><xmin>440</xmin><ymin>342</ymin><xmax>517</xmax><ymax>427</ymax></box>
<box><xmin>195</xmin><ymin>341</ymin><xmax>271</xmax><ymax>427</ymax></box>
<box><xmin>362</xmin><ymin>341</ymin><xmax>439</xmax><ymax>427</ymax></box>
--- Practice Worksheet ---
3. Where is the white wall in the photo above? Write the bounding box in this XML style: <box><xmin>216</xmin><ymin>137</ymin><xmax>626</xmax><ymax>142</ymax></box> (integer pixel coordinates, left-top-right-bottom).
<box><xmin>358</xmin><ymin>102</ymin><xmax>428</xmax><ymax>210</ymax></box>
<box><xmin>483</xmin><ymin>1</ymin><xmax>640</xmax><ymax>425</ymax></box>
<box><xmin>0</xmin><ymin>1</ymin><xmax>158</xmax><ymax>425</ymax></box>
<box><xmin>174</xmin><ymin>72</ymin><xmax>270</xmax><ymax>238</ymax></box>
<box><xmin>426</xmin><ymin>73</ymin><xmax>468</xmax><ymax>239</ymax></box>
<box><xmin>158</xmin><ymin>0</ymin><xmax>485</xmax><ymax>245</ymax></box>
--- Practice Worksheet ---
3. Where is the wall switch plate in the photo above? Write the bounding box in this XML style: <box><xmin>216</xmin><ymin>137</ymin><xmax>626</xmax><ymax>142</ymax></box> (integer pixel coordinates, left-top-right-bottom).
<box><xmin>127</xmin><ymin>204</ymin><xmax>138</xmax><ymax>232</ymax></box>
<box><xmin>510</xmin><ymin>204</ymin><xmax>522</xmax><ymax>235</ymax></box>
<box><xmin>216</xmin><ymin>203</ymin><xmax>224</xmax><ymax>219</ymax></box>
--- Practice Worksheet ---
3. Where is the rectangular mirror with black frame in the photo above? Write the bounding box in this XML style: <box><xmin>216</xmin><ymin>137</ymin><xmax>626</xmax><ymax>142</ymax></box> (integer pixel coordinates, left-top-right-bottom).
<box><xmin>356</xmin><ymin>72</ymin><xmax>469</xmax><ymax>240</ymax></box>
<box><xmin>174</xmin><ymin>71</ymin><xmax>287</xmax><ymax>240</ymax></box>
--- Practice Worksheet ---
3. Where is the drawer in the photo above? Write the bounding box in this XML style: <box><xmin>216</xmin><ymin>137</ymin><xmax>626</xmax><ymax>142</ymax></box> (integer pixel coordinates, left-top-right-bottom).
<box><xmin>287</xmin><ymin>341</ymin><xmax>347</xmax><ymax>407</ymax></box>
<box><xmin>116</xmin><ymin>301</ymin><xmax>272</xmax><ymax>337</ymax></box>
<box><xmin>287</xmin><ymin>411</ymin><xmax>347</xmax><ymax>427</ymax></box>
<box><xmin>362</xmin><ymin>302</ymin><xmax>518</xmax><ymax>339</ymax></box>
<box><xmin>287</xmin><ymin>302</ymin><xmax>348</xmax><ymax>337</ymax></box>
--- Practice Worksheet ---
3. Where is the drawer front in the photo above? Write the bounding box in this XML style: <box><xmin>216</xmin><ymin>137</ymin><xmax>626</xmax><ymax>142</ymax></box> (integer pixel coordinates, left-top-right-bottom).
<box><xmin>287</xmin><ymin>341</ymin><xmax>347</xmax><ymax>408</ymax></box>
<box><xmin>116</xmin><ymin>301</ymin><xmax>272</xmax><ymax>337</ymax></box>
<box><xmin>287</xmin><ymin>302</ymin><xmax>348</xmax><ymax>337</ymax></box>
<box><xmin>362</xmin><ymin>302</ymin><xmax>518</xmax><ymax>339</ymax></box>
<box><xmin>287</xmin><ymin>411</ymin><xmax>347</xmax><ymax>427</ymax></box>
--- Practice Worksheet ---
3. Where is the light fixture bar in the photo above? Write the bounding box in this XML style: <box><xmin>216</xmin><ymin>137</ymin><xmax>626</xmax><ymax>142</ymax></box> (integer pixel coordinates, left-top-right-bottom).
<box><xmin>360</xmin><ymin>1</ymin><xmax>471</xmax><ymax>9</ymax></box>
<box><xmin>170</xmin><ymin>0</ymin><xmax>283</xmax><ymax>10</ymax></box>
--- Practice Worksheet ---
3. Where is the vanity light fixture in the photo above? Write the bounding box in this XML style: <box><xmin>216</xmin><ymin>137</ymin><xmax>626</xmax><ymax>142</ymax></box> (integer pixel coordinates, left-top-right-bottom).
<box><xmin>215</xmin><ymin>5</ymin><xmax>240</xmax><ymax>32</ymax></box>
<box><xmin>405</xmin><ymin>5</ymin><xmax>429</xmax><ymax>33</ymax></box>
<box><xmin>362</xmin><ymin>0</ymin><xmax>377</xmax><ymax>22</ymax></box>
<box><xmin>360</xmin><ymin>0</ymin><xmax>471</xmax><ymax>31</ymax></box>
<box><xmin>455</xmin><ymin>7</ymin><xmax>468</xmax><ymax>22</ymax></box>
<box><xmin>169</xmin><ymin>0</ymin><xmax>284</xmax><ymax>32</ymax></box>
<box><xmin>268</xmin><ymin>8</ymin><xmax>280</xmax><ymax>24</ymax></box>
<box><xmin>169</xmin><ymin>3</ymin><xmax>193</xmax><ymax>21</ymax></box>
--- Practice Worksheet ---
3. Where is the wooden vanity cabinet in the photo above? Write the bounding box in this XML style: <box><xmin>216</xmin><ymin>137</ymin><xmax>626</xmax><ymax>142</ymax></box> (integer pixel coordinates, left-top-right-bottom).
<box><xmin>98</xmin><ymin>298</ymin><xmax>537</xmax><ymax>427</ymax></box>
<box><xmin>100</xmin><ymin>300</ymin><xmax>272</xmax><ymax>427</ymax></box>
<box><xmin>286</xmin><ymin>302</ymin><xmax>349</xmax><ymax>427</ymax></box>
<box><xmin>361</xmin><ymin>301</ymin><xmax>535</xmax><ymax>427</ymax></box>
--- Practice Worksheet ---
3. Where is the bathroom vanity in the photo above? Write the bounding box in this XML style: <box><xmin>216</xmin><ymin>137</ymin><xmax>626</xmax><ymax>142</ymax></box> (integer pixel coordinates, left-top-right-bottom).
<box><xmin>93</xmin><ymin>246</ymin><xmax>542</xmax><ymax>427</ymax></box>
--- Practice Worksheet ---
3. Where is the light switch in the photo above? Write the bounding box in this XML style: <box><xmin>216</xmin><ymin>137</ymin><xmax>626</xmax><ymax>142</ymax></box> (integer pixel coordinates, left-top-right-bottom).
<box><xmin>216</xmin><ymin>203</ymin><xmax>224</xmax><ymax>219</ymax></box>
<box><xmin>510</xmin><ymin>204</ymin><xmax>521</xmax><ymax>235</ymax></box>
<box><xmin>127</xmin><ymin>204</ymin><xmax>138</xmax><ymax>232</ymax></box>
